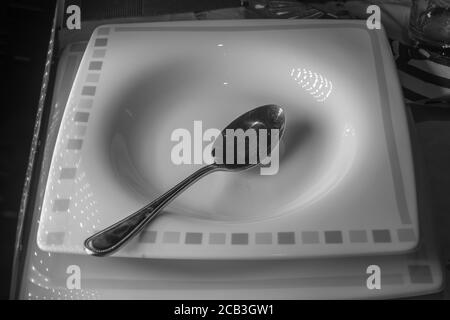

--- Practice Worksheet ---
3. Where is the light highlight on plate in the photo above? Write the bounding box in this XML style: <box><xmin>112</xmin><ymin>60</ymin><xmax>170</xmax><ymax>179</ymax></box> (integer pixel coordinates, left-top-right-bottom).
<box><xmin>290</xmin><ymin>68</ymin><xmax>333</xmax><ymax>102</ymax></box>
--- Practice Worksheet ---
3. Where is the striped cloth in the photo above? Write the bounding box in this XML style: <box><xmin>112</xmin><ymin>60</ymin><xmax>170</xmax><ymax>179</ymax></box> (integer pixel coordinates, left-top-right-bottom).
<box><xmin>390</xmin><ymin>40</ymin><xmax>450</xmax><ymax>102</ymax></box>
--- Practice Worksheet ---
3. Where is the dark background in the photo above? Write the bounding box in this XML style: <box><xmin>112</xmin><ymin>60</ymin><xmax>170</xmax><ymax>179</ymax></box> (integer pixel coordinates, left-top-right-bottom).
<box><xmin>0</xmin><ymin>0</ymin><xmax>56</xmax><ymax>299</ymax></box>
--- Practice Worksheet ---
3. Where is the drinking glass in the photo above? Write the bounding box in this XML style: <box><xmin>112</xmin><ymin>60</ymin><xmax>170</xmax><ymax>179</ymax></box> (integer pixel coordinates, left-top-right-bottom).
<box><xmin>409</xmin><ymin>0</ymin><xmax>450</xmax><ymax>52</ymax></box>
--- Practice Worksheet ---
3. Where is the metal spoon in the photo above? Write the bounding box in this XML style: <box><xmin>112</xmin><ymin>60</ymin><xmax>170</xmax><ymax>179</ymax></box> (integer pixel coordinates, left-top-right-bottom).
<box><xmin>84</xmin><ymin>104</ymin><xmax>286</xmax><ymax>256</ymax></box>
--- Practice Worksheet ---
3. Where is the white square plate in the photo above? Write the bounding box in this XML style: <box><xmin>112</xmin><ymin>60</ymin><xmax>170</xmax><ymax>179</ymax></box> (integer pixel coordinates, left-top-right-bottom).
<box><xmin>37</xmin><ymin>20</ymin><xmax>418</xmax><ymax>259</ymax></box>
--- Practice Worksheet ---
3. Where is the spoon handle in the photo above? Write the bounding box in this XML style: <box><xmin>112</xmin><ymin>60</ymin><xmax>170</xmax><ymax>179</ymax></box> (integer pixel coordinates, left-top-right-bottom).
<box><xmin>84</xmin><ymin>164</ymin><xmax>220</xmax><ymax>256</ymax></box>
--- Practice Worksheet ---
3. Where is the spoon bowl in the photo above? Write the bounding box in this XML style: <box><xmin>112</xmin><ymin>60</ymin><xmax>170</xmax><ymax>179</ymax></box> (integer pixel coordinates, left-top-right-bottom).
<box><xmin>213</xmin><ymin>104</ymin><xmax>286</xmax><ymax>171</ymax></box>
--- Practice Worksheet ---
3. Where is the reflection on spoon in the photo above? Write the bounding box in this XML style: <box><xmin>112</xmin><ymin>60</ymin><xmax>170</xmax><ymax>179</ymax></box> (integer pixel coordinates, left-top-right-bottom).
<box><xmin>84</xmin><ymin>104</ymin><xmax>286</xmax><ymax>256</ymax></box>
